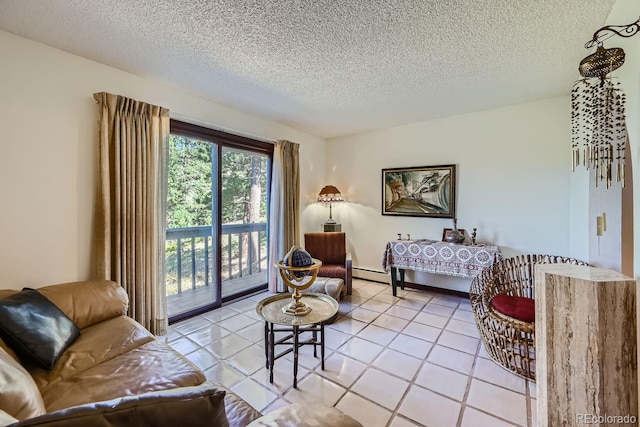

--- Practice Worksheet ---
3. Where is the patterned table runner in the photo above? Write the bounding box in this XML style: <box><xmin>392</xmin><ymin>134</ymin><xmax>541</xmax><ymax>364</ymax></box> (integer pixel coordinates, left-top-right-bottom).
<box><xmin>381</xmin><ymin>239</ymin><xmax>501</xmax><ymax>278</ymax></box>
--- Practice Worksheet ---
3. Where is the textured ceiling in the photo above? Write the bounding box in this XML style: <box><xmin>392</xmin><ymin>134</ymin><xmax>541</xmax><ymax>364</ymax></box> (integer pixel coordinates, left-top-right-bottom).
<box><xmin>0</xmin><ymin>1</ymin><xmax>617</xmax><ymax>138</ymax></box>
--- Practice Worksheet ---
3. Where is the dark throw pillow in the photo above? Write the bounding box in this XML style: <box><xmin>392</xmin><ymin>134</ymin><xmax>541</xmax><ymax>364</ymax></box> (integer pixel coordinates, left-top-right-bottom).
<box><xmin>0</xmin><ymin>288</ymin><xmax>80</xmax><ymax>369</ymax></box>
<box><xmin>491</xmin><ymin>294</ymin><xmax>535</xmax><ymax>323</ymax></box>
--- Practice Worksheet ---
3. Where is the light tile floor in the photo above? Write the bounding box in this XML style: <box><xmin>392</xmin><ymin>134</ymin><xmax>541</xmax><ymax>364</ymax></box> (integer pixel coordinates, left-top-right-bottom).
<box><xmin>167</xmin><ymin>279</ymin><xmax>536</xmax><ymax>427</ymax></box>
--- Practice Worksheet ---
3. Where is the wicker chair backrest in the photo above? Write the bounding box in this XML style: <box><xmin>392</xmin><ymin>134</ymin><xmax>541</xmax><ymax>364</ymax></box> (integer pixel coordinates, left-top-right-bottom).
<box><xmin>485</xmin><ymin>254</ymin><xmax>588</xmax><ymax>300</ymax></box>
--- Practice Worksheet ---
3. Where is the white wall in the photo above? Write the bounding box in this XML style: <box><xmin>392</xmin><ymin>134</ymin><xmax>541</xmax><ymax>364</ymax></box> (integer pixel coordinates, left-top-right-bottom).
<box><xmin>572</xmin><ymin>0</ymin><xmax>640</xmax><ymax>275</ymax></box>
<box><xmin>0</xmin><ymin>30</ymin><xmax>326</xmax><ymax>288</ymax></box>
<box><xmin>600</xmin><ymin>0</ymin><xmax>640</xmax><ymax>414</ymax></box>
<box><xmin>599</xmin><ymin>0</ymin><xmax>640</xmax><ymax>276</ymax></box>
<box><xmin>326</xmin><ymin>97</ymin><xmax>573</xmax><ymax>290</ymax></box>
<box><xmin>588</xmin><ymin>176</ymin><xmax>624</xmax><ymax>271</ymax></box>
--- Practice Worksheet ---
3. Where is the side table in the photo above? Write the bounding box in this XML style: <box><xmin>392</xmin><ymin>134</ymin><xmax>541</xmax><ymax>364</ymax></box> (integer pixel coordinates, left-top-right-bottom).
<box><xmin>255</xmin><ymin>293</ymin><xmax>338</xmax><ymax>388</ymax></box>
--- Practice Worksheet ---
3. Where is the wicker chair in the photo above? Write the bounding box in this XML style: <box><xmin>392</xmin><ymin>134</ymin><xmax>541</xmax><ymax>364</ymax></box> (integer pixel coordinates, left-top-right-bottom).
<box><xmin>470</xmin><ymin>254</ymin><xmax>588</xmax><ymax>381</ymax></box>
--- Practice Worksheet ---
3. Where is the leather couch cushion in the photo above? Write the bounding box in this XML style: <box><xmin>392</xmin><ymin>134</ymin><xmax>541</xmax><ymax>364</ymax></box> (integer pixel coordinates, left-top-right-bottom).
<box><xmin>33</xmin><ymin>281</ymin><xmax>128</xmax><ymax>330</ymax></box>
<box><xmin>0</xmin><ymin>346</ymin><xmax>46</xmax><ymax>420</ymax></box>
<box><xmin>0</xmin><ymin>409</ymin><xmax>18</xmax><ymax>427</ymax></box>
<box><xmin>0</xmin><ymin>289</ymin><xmax>80</xmax><ymax>370</ymax></box>
<box><xmin>0</xmin><ymin>281</ymin><xmax>128</xmax><ymax>330</ymax></box>
<box><xmin>248</xmin><ymin>403</ymin><xmax>362</xmax><ymax>427</ymax></box>
<box><xmin>30</xmin><ymin>316</ymin><xmax>155</xmax><ymax>391</ymax></box>
<box><xmin>40</xmin><ymin>340</ymin><xmax>206</xmax><ymax>412</ymax></box>
<box><xmin>0</xmin><ymin>337</ymin><xmax>19</xmax><ymax>363</ymax></box>
<box><xmin>10</xmin><ymin>384</ymin><xmax>228</xmax><ymax>427</ymax></box>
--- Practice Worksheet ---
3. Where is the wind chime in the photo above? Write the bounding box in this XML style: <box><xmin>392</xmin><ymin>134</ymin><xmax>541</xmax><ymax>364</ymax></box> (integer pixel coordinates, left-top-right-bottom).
<box><xmin>571</xmin><ymin>17</ymin><xmax>640</xmax><ymax>188</ymax></box>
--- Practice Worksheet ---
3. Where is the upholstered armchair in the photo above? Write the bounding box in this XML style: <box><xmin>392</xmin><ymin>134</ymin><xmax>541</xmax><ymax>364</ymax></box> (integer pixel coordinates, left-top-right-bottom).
<box><xmin>304</xmin><ymin>232</ymin><xmax>352</xmax><ymax>295</ymax></box>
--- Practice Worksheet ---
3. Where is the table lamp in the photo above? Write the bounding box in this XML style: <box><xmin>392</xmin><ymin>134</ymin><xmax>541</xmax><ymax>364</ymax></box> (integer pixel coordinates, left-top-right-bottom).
<box><xmin>317</xmin><ymin>185</ymin><xmax>344</xmax><ymax>232</ymax></box>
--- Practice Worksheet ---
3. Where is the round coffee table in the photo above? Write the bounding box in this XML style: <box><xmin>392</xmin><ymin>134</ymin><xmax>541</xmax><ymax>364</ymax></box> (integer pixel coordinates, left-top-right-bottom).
<box><xmin>256</xmin><ymin>292</ymin><xmax>339</xmax><ymax>388</ymax></box>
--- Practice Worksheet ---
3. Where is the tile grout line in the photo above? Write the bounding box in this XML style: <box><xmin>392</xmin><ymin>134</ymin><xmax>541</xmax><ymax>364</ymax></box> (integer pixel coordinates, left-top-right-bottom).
<box><xmin>172</xmin><ymin>280</ymin><xmax>530</xmax><ymax>427</ymax></box>
<box><xmin>455</xmin><ymin>317</ymin><xmax>478</xmax><ymax>427</ymax></box>
<box><xmin>337</xmin><ymin>288</ymin><xmax>419</xmax><ymax>425</ymax></box>
<box><xmin>381</xmin><ymin>292</ymin><xmax>436</xmax><ymax>427</ymax></box>
<box><xmin>329</xmin><ymin>286</ymin><xmax>429</xmax><ymax>426</ymax></box>
<box><xmin>384</xmin><ymin>294</ymin><xmax>452</xmax><ymax>427</ymax></box>
<box><xmin>455</xmin><ymin>337</ymin><xmax>523</xmax><ymax>427</ymax></box>
<box><xmin>282</xmin><ymin>285</ymin><xmax>444</xmax><ymax>425</ymax></box>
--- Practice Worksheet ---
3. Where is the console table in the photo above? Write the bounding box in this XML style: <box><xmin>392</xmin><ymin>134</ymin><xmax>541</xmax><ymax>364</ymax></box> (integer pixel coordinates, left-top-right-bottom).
<box><xmin>381</xmin><ymin>239</ymin><xmax>501</xmax><ymax>296</ymax></box>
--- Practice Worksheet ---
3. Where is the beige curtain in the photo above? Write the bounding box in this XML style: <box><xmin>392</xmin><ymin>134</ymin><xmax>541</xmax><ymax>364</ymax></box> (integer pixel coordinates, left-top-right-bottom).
<box><xmin>268</xmin><ymin>140</ymin><xmax>300</xmax><ymax>292</ymax></box>
<box><xmin>92</xmin><ymin>92</ymin><xmax>169</xmax><ymax>336</ymax></box>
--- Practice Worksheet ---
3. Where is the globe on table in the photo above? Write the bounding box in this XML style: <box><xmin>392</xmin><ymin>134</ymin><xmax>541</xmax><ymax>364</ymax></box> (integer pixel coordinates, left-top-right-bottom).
<box><xmin>284</xmin><ymin>246</ymin><xmax>314</xmax><ymax>278</ymax></box>
<box><xmin>275</xmin><ymin>246</ymin><xmax>322</xmax><ymax>316</ymax></box>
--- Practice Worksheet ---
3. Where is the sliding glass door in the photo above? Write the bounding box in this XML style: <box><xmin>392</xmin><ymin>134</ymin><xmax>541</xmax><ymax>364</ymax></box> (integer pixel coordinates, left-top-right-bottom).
<box><xmin>165</xmin><ymin>121</ymin><xmax>272</xmax><ymax>322</ymax></box>
<box><xmin>220</xmin><ymin>147</ymin><xmax>269</xmax><ymax>299</ymax></box>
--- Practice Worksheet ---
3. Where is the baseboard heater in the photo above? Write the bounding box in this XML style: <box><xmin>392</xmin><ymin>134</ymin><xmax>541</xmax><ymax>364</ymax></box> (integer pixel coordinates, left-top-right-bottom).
<box><xmin>352</xmin><ymin>267</ymin><xmax>389</xmax><ymax>284</ymax></box>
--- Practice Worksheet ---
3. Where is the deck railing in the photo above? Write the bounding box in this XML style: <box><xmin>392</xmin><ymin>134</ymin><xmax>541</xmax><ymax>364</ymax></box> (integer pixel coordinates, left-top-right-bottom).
<box><xmin>165</xmin><ymin>223</ymin><xmax>267</xmax><ymax>295</ymax></box>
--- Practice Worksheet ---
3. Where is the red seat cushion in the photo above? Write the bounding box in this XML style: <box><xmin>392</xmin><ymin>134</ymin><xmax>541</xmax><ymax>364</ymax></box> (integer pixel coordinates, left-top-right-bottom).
<box><xmin>318</xmin><ymin>265</ymin><xmax>346</xmax><ymax>281</ymax></box>
<box><xmin>491</xmin><ymin>294</ymin><xmax>535</xmax><ymax>322</ymax></box>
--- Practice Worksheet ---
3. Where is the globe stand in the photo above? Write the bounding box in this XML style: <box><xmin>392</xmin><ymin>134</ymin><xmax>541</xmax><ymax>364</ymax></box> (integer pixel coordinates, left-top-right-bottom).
<box><xmin>285</xmin><ymin>288</ymin><xmax>312</xmax><ymax>316</ymax></box>
<box><xmin>274</xmin><ymin>258</ymin><xmax>322</xmax><ymax>316</ymax></box>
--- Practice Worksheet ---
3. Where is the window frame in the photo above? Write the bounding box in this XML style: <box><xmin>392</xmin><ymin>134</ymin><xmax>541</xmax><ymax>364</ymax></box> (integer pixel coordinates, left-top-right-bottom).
<box><xmin>168</xmin><ymin>119</ymin><xmax>274</xmax><ymax>323</ymax></box>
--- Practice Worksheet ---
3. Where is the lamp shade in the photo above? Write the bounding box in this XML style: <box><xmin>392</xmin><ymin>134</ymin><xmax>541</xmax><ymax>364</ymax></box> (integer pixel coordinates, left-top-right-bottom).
<box><xmin>317</xmin><ymin>185</ymin><xmax>344</xmax><ymax>203</ymax></box>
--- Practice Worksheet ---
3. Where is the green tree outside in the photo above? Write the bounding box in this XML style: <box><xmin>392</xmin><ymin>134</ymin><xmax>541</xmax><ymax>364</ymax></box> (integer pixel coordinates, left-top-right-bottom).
<box><xmin>167</xmin><ymin>135</ymin><xmax>212</xmax><ymax>228</ymax></box>
<box><xmin>165</xmin><ymin>135</ymin><xmax>269</xmax><ymax>301</ymax></box>
<box><xmin>167</xmin><ymin>136</ymin><xmax>268</xmax><ymax>227</ymax></box>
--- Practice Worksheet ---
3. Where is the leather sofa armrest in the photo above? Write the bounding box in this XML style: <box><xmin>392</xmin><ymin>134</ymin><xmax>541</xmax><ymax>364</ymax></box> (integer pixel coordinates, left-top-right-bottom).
<box><xmin>9</xmin><ymin>384</ymin><xmax>228</xmax><ymax>427</ymax></box>
<box><xmin>219</xmin><ymin>387</ymin><xmax>262</xmax><ymax>426</ymax></box>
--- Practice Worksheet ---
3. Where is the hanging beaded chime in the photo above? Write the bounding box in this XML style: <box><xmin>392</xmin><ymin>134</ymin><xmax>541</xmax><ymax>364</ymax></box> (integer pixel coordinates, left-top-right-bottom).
<box><xmin>571</xmin><ymin>78</ymin><xmax>626</xmax><ymax>188</ymax></box>
<box><xmin>571</xmin><ymin>17</ymin><xmax>640</xmax><ymax>188</ymax></box>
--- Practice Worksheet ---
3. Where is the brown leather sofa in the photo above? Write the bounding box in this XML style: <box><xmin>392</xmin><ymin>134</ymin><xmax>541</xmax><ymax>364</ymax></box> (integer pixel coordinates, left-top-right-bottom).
<box><xmin>0</xmin><ymin>280</ymin><xmax>261</xmax><ymax>427</ymax></box>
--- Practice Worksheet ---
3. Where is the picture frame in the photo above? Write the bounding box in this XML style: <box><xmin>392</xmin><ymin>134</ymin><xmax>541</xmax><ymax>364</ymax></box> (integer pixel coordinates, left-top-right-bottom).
<box><xmin>442</xmin><ymin>228</ymin><xmax>466</xmax><ymax>241</ymax></box>
<box><xmin>382</xmin><ymin>164</ymin><xmax>456</xmax><ymax>218</ymax></box>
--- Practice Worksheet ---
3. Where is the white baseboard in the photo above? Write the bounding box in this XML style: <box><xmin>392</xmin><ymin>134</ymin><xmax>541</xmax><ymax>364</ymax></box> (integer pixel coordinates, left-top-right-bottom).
<box><xmin>353</xmin><ymin>268</ymin><xmax>389</xmax><ymax>284</ymax></box>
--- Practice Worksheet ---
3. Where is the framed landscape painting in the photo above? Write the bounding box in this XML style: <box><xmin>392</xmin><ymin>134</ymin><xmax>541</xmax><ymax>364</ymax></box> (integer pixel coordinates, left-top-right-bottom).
<box><xmin>382</xmin><ymin>164</ymin><xmax>456</xmax><ymax>218</ymax></box>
